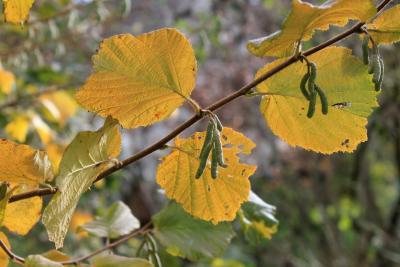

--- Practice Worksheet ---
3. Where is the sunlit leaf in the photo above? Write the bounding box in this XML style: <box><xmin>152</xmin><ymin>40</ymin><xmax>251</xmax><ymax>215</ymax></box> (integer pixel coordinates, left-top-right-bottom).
<box><xmin>0</xmin><ymin>139</ymin><xmax>53</xmax><ymax>185</ymax></box>
<box><xmin>41</xmin><ymin>250</ymin><xmax>70</xmax><ymax>262</ymax></box>
<box><xmin>31</xmin><ymin>113</ymin><xmax>54</xmax><ymax>145</ymax></box>
<box><xmin>0</xmin><ymin>68</ymin><xmax>15</xmax><ymax>94</ymax></box>
<box><xmin>0</xmin><ymin>232</ymin><xmax>10</xmax><ymax>267</ymax></box>
<box><xmin>25</xmin><ymin>255</ymin><xmax>62</xmax><ymax>267</ymax></box>
<box><xmin>45</xmin><ymin>143</ymin><xmax>66</xmax><ymax>174</ymax></box>
<box><xmin>256</xmin><ymin>47</ymin><xmax>378</xmax><ymax>153</ymax></box>
<box><xmin>3</xmin><ymin>188</ymin><xmax>42</xmax><ymax>235</ymax></box>
<box><xmin>40</xmin><ymin>91</ymin><xmax>78</xmax><ymax>127</ymax></box>
<box><xmin>156</xmin><ymin>127</ymin><xmax>256</xmax><ymax>224</ymax></box>
<box><xmin>79</xmin><ymin>201</ymin><xmax>140</xmax><ymax>239</ymax></box>
<box><xmin>3</xmin><ymin>0</ymin><xmax>35</xmax><ymax>24</ymax></box>
<box><xmin>76</xmin><ymin>28</ymin><xmax>197</xmax><ymax>128</ymax></box>
<box><xmin>5</xmin><ymin>115</ymin><xmax>30</xmax><ymax>143</ymax></box>
<box><xmin>367</xmin><ymin>5</ymin><xmax>400</xmax><ymax>45</ymax></box>
<box><xmin>247</xmin><ymin>0</ymin><xmax>376</xmax><ymax>57</ymax></box>
<box><xmin>42</xmin><ymin>117</ymin><xmax>121</xmax><ymax>248</ymax></box>
<box><xmin>153</xmin><ymin>203</ymin><xmax>235</xmax><ymax>261</ymax></box>
<box><xmin>92</xmin><ymin>254</ymin><xmax>153</xmax><ymax>267</ymax></box>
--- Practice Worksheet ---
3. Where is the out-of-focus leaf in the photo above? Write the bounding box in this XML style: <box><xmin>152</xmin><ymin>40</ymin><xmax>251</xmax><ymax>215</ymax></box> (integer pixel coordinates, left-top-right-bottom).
<box><xmin>0</xmin><ymin>68</ymin><xmax>15</xmax><ymax>94</ymax></box>
<box><xmin>5</xmin><ymin>115</ymin><xmax>30</xmax><ymax>143</ymax></box>
<box><xmin>40</xmin><ymin>91</ymin><xmax>78</xmax><ymax>127</ymax></box>
<box><xmin>153</xmin><ymin>202</ymin><xmax>235</xmax><ymax>261</ymax></box>
<box><xmin>3</xmin><ymin>0</ymin><xmax>36</xmax><ymax>24</ymax></box>
<box><xmin>156</xmin><ymin>128</ymin><xmax>256</xmax><ymax>224</ymax></box>
<box><xmin>42</xmin><ymin>117</ymin><xmax>121</xmax><ymax>248</ymax></box>
<box><xmin>25</xmin><ymin>255</ymin><xmax>62</xmax><ymax>267</ymax></box>
<box><xmin>76</xmin><ymin>28</ymin><xmax>197</xmax><ymax>129</ymax></box>
<box><xmin>42</xmin><ymin>250</ymin><xmax>70</xmax><ymax>262</ymax></box>
<box><xmin>92</xmin><ymin>254</ymin><xmax>153</xmax><ymax>267</ymax></box>
<box><xmin>31</xmin><ymin>113</ymin><xmax>54</xmax><ymax>145</ymax></box>
<box><xmin>79</xmin><ymin>201</ymin><xmax>140</xmax><ymax>239</ymax></box>
<box><xmin>70</xmin><ymin>210</ymin><xmax>93</xmax><ymax>239</ymax></box>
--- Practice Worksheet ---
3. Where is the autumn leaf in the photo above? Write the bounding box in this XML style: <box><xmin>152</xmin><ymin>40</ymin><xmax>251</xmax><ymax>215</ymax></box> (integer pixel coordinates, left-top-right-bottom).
<box><xmin>2</xmin><ymin>0</ymin><xmax>35</xmax><ymax>24</ymax></box>
<box><xmin>76</xmin><ymin>28</ymin><xmax>197</xmax><ymax>128</ymax></box>
<box><xmin>5</xmin><ymin>115</ymin><xmax>30</xmax><ymax>143</ymax></box>
<box><xmin>42</xmin><ymin>117</ymin><xmax>121</xmax><ymax>248</ymax></box>
<box><xmin>45</xmin><ymin>143</ymin><xmax>66</xmax><ymax>174</ymax></box>
<box><xmin>70</xmin><ymin>210</ymin><xmax>93</xmax><ymax>238</ymax></box>
<box><xmin>156</xmin><ymin>127</ymin><xmax>257</xmax><ymax>224</ymax></box>
<box><xmin>0</xmin><ymin>68</ymin><xmax>15</xmax><ymax>94</ymax></box>
<box><xmin>3</xmin><ymin>189</ymin><xmax>42</xmax><ymax>235</ymax></box>
<box><xmin>0</xmin><ymin>139</ymin><xmax>53</xmax><ymax>185</ymax></box>
<box><xmin>25</xmin><ymin>255</ymin><xmax>63</xmax><ymax>267</ymax></box>
<box><xmin>247</xmin><ymin>0</ymin><xmax>376</xmax><ymax>58</ymax></box>
<box><xmin>367</xmin><ymin>5</ymin><xmax>400</xmax><ymax>45</ymax></box>
<box><xmin>0</xmin><ymin>232</ymin><xmax>10</xmax><ymax>267</ymax></box>
<box><xmin>40</xmin><ymin>91</ymin><xmax>78</xmax><ymax>127</ymax></box>
<box><xmin>31</xmin><ymin>113</ymin><xmax>54</xmax><ymax>145</ymax></box>
<box><xmin>255</xmin><ymin>46</ymin><xmax>378</xmax><ymax>153</ymax></box>
<box><xmin>92</xmin><ymin>254</ymin><xmax>153</xmax><ymax>267</ymax></box>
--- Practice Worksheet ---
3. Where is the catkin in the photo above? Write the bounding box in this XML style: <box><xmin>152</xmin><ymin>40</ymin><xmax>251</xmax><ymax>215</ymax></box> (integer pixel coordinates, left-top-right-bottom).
<box><xmin>362</xmin><ymin>36</ymin><xmax>370</xmax><ymax>65</ymax></box>
<box><xmin>307</xmin><ymin>91</ymin><xmax>317</xmax><ymax>118</ymax></box>
<box><xmin>315</xmin><ymin>86</ymin><xmax>328</xmax><ymax>115</ymax></box>
<box><xmin>300</xmin><ymin>72</ymin><xmax>310</xmax><ymax>100</ymax></box>
<box><xmin>211</xmin><ymin>146</ymin><xmax>218</xmax><ymax>179</ymax></box>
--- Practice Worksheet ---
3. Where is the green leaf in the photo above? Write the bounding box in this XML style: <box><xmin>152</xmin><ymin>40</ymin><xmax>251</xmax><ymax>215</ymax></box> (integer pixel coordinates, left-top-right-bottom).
<box><xmin>92</xmin><ymin>254</ymin><xmax>153</xmax><ymax>267</ymax></box>
<box><xmin>42</xmin><ymin>117</ymin><xmax>121</xmax><ymax>248</ymax></box>
<box><xmin>78</xmin><ymin>201</ymin><xmax>140</xmax><ymax>239</ymax></box>
<box><xmin>153</xmin><ymin>202</ymin><xmax>235</xmax><ymax>261</ymax></box>
<box><xmin>25</xmin><ymin>255</ymin><xmax>63</xmax><ymax>267</ymax></box>
<box><xmin>239</xmin><ymin>191</ymin><xmax>278</xmax><ymax>244</ymax></box>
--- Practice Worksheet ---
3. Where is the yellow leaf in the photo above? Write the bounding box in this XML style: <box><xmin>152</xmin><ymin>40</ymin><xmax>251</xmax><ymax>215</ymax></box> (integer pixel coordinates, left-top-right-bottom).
<box><xmin>31</xmin><ymin>113</ymin><xmax>54</xmax><ymax>145</ymax></box>
<box><xmin>247</xmin><ymin>0</ymin><xmax>376</xmax><ymax>58</ymax></box>
<box><xmin>256</xmin><ymin>47</ymin><xmax>378</xmax><ymax>154</ymax></box>
<box><xmin>42</xmin><ymin>117</ymin><xmax>121</xmax><ymax>248</ymax></box>
<box><xmin>70</xmin><ymin>210</ymin><xmax>93</xmax><ymax>238</ymax></box>
<box><xmin>156</xmin><ymin>128</ymin><xmax>256</xmax><ymax>224</ymax></box>
<box><xmin>252</xmin><ymin>221</ymin><xmax>277</xmax><ymax>240</ymax></box>
<box><xmin>0</xmin><ymin>68</ymin><xmax>15</xmax><ymax>94</ymax></box>
<box><xmin>0</xmin><ymin>139</ymin><xmax>53</xmax><ymax>185</ymax></box>
<box><xmin>76</xmin><ymin>28</ymin><xmax>197</xmax><ymax>128</ymax></box>
<box><xmin>40</xmin><ymin>91</ymin><xmax>78</xmax><ymax>127</ymax></box>
<box><xmin>45</xmin><ymin>143</ymin><xmax>66</xmax><ymax>174</ymax></box>
<box><xmin>367</xmin><ymin>5</ymin><xmax>400</xmax><ymax>45</ymax></box>
<box><xmin>3</xmin><ymin>188</ymin><xmax>42</xmax><ymax>235</ymax></box>
<box><xmin>42</xmin><ymin>250</ymin><xmax>70</xmax><ymax>262</ymax></box>
<box><xmin>0</xmin><ymin>232</ymin><xmax>10</xmax><ymax>267</ymax></box>
<box><xmin>3</xmin><ymin>0</ymin><xmax>35</xmax><ymax>24</ymax></box>
<box><xmin>5</xmin><ymin>115</ymin><xmax>30</xmax><ymax>143</ymax></box>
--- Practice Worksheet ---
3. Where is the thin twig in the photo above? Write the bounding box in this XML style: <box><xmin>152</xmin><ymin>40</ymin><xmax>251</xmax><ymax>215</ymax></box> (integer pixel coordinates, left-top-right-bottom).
<box><xmin>8</xmin><ymin>0</ymin><xmax>394</xmax><ymax>204</ymax></box>
<box><xmin>0</xmin><ymin>222</ymin><xmax>152</xmax><ymax>265</ymax></box>
<box><xmin>0</xmin><ymin>239</ymin><xmax>25</xmax><ymax>264</ymax></box>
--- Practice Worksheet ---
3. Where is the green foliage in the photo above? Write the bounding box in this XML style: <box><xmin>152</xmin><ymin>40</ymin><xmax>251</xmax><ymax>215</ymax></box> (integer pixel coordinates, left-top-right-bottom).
<box><xmin>152</xmin><ymin>203</ymin><xmax>235</xmax><ymax>261</ymax></box>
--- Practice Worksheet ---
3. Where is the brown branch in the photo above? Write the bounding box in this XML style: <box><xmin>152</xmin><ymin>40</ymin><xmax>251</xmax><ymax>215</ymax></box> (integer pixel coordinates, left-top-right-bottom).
<box><xmin>8</xmin><ymin>0</ymin><xmax>394</xmax><ymax>204</ymax></box>
<box><xmin>0</xmin><ymin>221</ymin><xmax>152</xmax><ymax>265</ymax></box>
<box><xmin>0</xmin><ymin>239</ymin><xmax>25</xmax><ymax>265</ymax></box>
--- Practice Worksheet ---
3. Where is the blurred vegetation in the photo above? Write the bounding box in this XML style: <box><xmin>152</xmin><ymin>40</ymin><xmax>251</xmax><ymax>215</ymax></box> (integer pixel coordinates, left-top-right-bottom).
<box><xmin>1</xmin><ymin>0</ymin><xmax>400</xmax><ymax>266</ymax></box>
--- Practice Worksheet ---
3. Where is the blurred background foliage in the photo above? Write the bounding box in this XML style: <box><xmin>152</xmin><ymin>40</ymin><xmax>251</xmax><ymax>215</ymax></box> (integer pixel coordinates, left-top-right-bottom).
<box><xmin>1</xmin><ymin>0</ymin><xmax>400</xmax><ymax>266</ymax></box>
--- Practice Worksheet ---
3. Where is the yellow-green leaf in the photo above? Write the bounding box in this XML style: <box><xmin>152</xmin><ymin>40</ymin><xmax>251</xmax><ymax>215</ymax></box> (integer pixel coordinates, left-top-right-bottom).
<box><xmin>256</xmin><ymin>46</ymin><xmax>378</xmax><ymax>153</ymax></box>
<box><xmin>0</xmin><ymin>68</ymin><xmax>15</xmax><ymax>94</ymax></box>
<box><xmin>0</xmin><ymin>232</ymin><xmax>10</xmax><ymax>267</ymax></box>
<box><xmin>42</xmin><ymin>117</ymin><xmax>121</xmax><ymax>248</ymax></box>
<box><xmin>3</xmin><ymin>191</ymin><xmax>42</xmax><ymax>235</ymax></box>
<box><xmin>40</xmin><ymin>91</ymin><xmax>78</xmax><ymax>127</ymax></box>
<box><xmin>367</xmin><ymin>5</ymin><xmax>400</xmax><ymax>45</ymax></box>
<box><xmin>2</xmin><ymin>0</ymin><xmax>35</xmax><ymax>24</ymax></box>
<box><xmin>5</xmin><ymin>115</ymin><xmax>30</xmax><ymax>143</ymax></box>
<box><xmin>76</xmin><ymin>28</ymin><xmax>197</xmax><ymax>128</ymax></box>
<box><xmin>247</xmin><ymin>0</ymin><xmax>376</xmax><ymax>58</ymax></box>
<box><xmin>31</xmin><ymin>113</ymin><xmax>54</xmax><ymax>145</ymax></box>
<box><xmin>156</xmin><ymin>128</ymin><xmax>256</xmax><ymax>224</ymax></box>
<box><xmin>0</xmin><ymin>139</ymin><xmax>53</xmax><ymax>185</ymax></box>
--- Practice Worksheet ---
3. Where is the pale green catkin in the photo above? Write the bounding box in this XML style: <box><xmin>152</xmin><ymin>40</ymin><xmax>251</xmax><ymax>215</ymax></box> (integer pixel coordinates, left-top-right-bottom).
<box><xmin>315</xmin><ymin>86</ymin><xmax>328</xmax><ymax>115</ymax></box>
